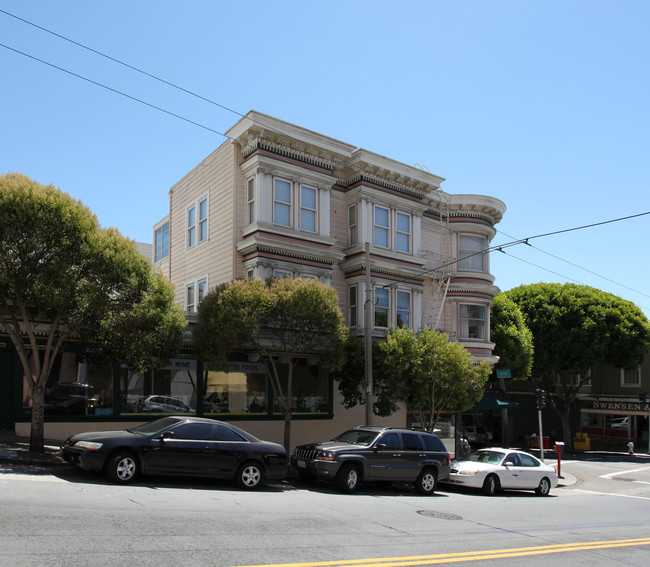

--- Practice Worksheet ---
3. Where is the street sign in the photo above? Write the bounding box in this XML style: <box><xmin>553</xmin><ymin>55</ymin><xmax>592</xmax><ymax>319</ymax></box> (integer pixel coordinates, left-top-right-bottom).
<box><xmin>496</xmin><ymin>369</ymin><xmax>511</xmax><ymax>379</ymax></box>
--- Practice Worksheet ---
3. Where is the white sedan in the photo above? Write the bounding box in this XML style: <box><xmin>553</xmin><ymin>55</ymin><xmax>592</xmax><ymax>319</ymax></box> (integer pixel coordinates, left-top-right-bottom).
<box><xmin>442</xmin><ymin>448</ymin><xmax>558</xmax><ymax>496</ymax></box>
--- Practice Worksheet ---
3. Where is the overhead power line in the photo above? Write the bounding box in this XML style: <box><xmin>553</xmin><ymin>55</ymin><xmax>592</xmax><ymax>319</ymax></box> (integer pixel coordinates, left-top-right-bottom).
<box><xmin>421</xmin><ymin>211</ymin><xmax>650</xmax><ymax>279</ymax></box>
<box><xmin>0</xmin><ymin>8</ymin><xmax>246</xmax><ymax>120</ymax></box>
<box><xmin>0</xmin><ymin>42</ymin><xmax>229</xmax><ymax>137</ymax></box>
<box><xmin>0</xmin><ymin>8</ymin><xmax>285</xmax><ymax>138</ymax></box>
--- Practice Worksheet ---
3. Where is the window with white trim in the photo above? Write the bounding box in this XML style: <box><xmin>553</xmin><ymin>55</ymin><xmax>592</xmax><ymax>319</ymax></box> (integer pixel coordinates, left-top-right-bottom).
<box><xmin>348</xmin><ymin>204</ymin><xmax>358</xmax><ymax>246</ymax></box>
<box><xmin>621</xmin><ymin>367</ymin><xmax>641</xmax><ymax>387</ymax></box>
<box><xmin>374</xmin><ymin>287</ymin><xmax>389</xmax><ymax>328</ymax></box>
<box><xmin>246</xmin><ymin>177</ymin><xmax>255</xmax><ymax>225</ymax></box>
<box><xmin>300</xmin><ymin>185</ymin><xmax>317</xmax><ymax>232</ymax></box>
<box><xmin>187</xmin><ymin>195</ymin><xmax>208</xmax><ymax>249</ymax></box>
<box><xmin>348</xmin><ymin>285</ymin><xmax>358</xmax><ymax>327</ymax></box>
<box><xmin>374</xmin><ymin>206</ymin><xmax>390</xmax><ymax>248</ymax></box>
<box><xmin>396</xmin><ymin>290</ymin><xmax>411</xmax><ymax>328</ymax></box>
<box><xmin>459</xmin><ymin>234</ymin><xmax>486</xmax><ymax>272</ymax></box>
<box><xmin>154</xmin><ymin>222</ymin><xmax>169</xmax><ymax>262</ymax></box>
<box><xmin>186</xmin><ymin>277</ymin><xmax>207</xmax><ymax>313</ymax></box>
<box><xmin>274</xmin><ymin>178</ymin><xmax>292</xmax><ymax>227</ymax></box>
<box><xmin>273</xmin><ymin>269</ymin><xmax>292</xmax><ymax>278</ymax></box>
<box><xmin>187</xmin><ymin>206</ymin><xmax>196</xmax><ymax>248</ymax></box>
<box><xmin>459</xmin><ymin>304</ymin><xmax>487</xmax><ymax>339</ymax></box>
<box><xmin>395</xmin><ymin>212</ymin><xmax>411</xmax><ymax>253</ymax></box>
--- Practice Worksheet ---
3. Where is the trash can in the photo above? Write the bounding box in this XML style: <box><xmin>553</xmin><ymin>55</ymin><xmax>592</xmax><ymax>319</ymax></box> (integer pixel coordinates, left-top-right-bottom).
<box><xmin>573</xmin><ymin>432</ymin><xmax>590</xmax><ymax>451</ymax></box>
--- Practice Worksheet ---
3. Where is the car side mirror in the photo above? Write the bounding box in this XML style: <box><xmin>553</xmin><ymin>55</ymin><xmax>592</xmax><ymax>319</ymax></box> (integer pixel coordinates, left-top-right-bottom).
<box><xmin>161</xmin><ymin>431</ymin><xmax>175</xmax><ymax>440</ymax></box>
<box><xmin>374</xmin><ymin>444</ymin><xmax>387</xmax><ymax>451</ymax></box>
<box><xmin>504</xmin><ymin>461</ymin><xmax>515</xmax><ymax>467</ymax></box>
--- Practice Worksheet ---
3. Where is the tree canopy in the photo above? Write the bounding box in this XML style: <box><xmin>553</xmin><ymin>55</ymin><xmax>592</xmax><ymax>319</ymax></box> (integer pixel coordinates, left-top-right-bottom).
<box><xmin>504</xmin><ymin>282</ymin><xmax>650</xmax><ymax>444</ymax></box>
<box><xmin>0</xmin><ymin>172</ymin><xmax>186</xmax><ymax>451</ymax></box>
<box><xmin>195</xmin><ymin>277</ymin><xmax>347</xmax><ymax>451</ymax></box>
<box><xmin>335</xmin><ymin>326</ymin><xmax>491</xmax><ymax>432</ymax></box>
<box><xmin>490</xmin><ymin>293</ymin><xmax>534</xmax><ymax>380</ymax></box>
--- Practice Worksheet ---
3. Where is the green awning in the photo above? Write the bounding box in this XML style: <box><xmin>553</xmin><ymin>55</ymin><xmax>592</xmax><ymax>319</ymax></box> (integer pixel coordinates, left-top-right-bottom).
<box><xmin>473</xmin><ymin>394</ymin><xmax>520</xmax><ymax>410</ymax></box>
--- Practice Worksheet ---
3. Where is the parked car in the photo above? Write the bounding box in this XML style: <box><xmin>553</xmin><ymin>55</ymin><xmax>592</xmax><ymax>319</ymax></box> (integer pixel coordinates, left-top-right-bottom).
<box><xmin>442</xmin><ymin>448</ymin><xmax>558</xmax><ymax>496</ymax></box>
<box><xmin>61</xmin><ymin>416</ymin><xmax>288</xmax><ymax>489</ymax></box>
<box><xmin>462</xmin><ymin>425</ymin><xmax>489</xmax><ymax>446</ymax></box>
<box><xmin>291</xmin><ymin>426</ymin><xmax>451</xmax><ymax>495</ymax></box>
<box><xmin>141</xmin><ymin>395</ymin><xmax>194</xmax><ymax>413</ymax></box>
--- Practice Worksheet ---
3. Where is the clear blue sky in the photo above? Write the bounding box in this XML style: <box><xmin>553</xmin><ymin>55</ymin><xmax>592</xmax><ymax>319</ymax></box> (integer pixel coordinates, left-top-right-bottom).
<box><xmin>1</xmin><ymin>1</ymin><xmax>649</xmax><ymax>317</ymax></box>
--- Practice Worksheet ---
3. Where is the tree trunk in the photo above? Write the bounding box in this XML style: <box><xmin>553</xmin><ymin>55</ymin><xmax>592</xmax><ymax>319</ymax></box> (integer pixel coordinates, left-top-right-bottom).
<box><xmin>30</xmin><ymin>382</ymin><xmax>45</xmax><ymax>453</ymax></box>
<box><xmin>283</xmin><ymin>413</ymin><xmax>292</xmax><ymax>456</ymax></box>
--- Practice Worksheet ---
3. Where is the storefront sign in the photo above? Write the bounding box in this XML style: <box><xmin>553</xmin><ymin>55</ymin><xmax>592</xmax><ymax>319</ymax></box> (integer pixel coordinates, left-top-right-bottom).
<box><xmin>591</xmin><ymin>400</ymin><xmax>648</xmax><ymax>412</ymax></box>
<box><xmin>227</xmin><ymin>361</ymin><xmax>266</xmax><ymax>374</ymax></box>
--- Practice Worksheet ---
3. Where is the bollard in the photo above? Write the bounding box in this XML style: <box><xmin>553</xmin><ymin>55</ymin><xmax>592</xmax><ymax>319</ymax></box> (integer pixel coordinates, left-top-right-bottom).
<box><xmin>628</xmin><ymin>441</ymin><xmax>634</xmax><ymax>455</ymax></box>
<box><xmin>555</xmin><ymin>442</ymin><xmax>565</xmax><ymax>478</ymax></box>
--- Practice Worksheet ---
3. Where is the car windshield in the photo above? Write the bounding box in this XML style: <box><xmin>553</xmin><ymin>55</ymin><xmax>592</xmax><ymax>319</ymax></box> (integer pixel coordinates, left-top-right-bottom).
<box><xmin>333</xmin><ymin>429</ymin><xmax>380</xmax><ymax>446</ymax></box>
<box><xmin>128</xmin><ymin>417</ymin><xmax>181</xmax><ymax>436</ymax></box>
<box><xmin>463</xmin><ymin>450</ymin><xmax>505</xmax><ymax>465</ymax></box>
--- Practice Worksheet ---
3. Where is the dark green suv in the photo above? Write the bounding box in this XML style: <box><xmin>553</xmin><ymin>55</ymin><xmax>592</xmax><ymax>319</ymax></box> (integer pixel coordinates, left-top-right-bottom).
<box><xmin>291</xmin><ymin>426</ymin><xmax>451</xmax><ymax>495</ymax></box>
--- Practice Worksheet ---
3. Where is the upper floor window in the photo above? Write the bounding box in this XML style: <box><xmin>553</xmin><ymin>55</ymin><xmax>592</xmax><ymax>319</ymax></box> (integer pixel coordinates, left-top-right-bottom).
<box><xmin>154</xmin><ymin>222</ymin><xmax>169</xmax><ymax>262</ymax></box>
<box><xmin>396</xmin><ymin>212</ymin><xmax>411</xmax><ymax>253</ymax></box>
<box><xmin>374</xmin><ymin>287</ymin><xmax>389</xmax><ymax>328</ymax></box>
<box><xmin>396</xmin><ymin>290</ymin><xmax>411</xmax><ymax>328</ymax></box>
<box><xmin>459</xmin><ymin>304</ymin><xmax>487</xmax><ymax>340</ymax></box>
<box><xmin>300</xmin><ymin>185</ymin><xmax>317</xmax><ymax>232</ymax></box>
<box><xmin>246</xmin><ymin>177</ymin><xmax>255</xmax><ymax>225</ymax></box>
<box><xmin>187</xmin><ymin>206</ymin><xmax>196</xmax><ymax>248</ymax></box>
<box><xmin>199</xmin><ymin>198</ymin><xmax>208</xmax><ymax>241</ymax></box>
<box><xmin>186</xmin><ymin>277</ymin><xmax>208</xmax><ymax>313</ymax></box>
<box><xmin>187</xmin><ymin>196</ymin><xmax>208</xmax><ymax>249</ymax></box>
<box><xmin>459</xmin><ymin>234</ymin><xmax>486</xmax><ymax>272</ymax></box>
<box><xmin>274</xmin><ymin>179</ymin><xmax>292</xmax><ymax>227</ymax></box>
<box><xmin>621</xmin><ymin>367</ymin><xmax>641</xmax><ymax>387</ymax></box>
<box><xmin>348</xmin><ymin>285</ymin><xmax>358</xmax><ymax>327</ymax></box>
<box><xmin>374</xmin><ymin>206</ymin><xmax>390</xmax><ymax>248</ymax></box>
<box><xmin>348</xmin><ymin>204</ymin><xmax>358</xmax><ymax>245</ymax></box>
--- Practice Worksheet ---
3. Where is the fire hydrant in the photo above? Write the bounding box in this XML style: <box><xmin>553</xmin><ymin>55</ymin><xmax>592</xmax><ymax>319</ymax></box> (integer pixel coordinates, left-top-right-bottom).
<box><xmin>628</xmin><ymin>442</ymin><xmax>634</xmax><ymax>454</ymax></box>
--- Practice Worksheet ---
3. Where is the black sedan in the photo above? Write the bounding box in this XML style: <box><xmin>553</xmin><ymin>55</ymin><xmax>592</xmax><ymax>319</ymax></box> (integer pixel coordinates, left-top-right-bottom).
<box><xmin>61</xmin><ymin>416</ymin><xmax>288</xmax><ymax>489</ymax></box>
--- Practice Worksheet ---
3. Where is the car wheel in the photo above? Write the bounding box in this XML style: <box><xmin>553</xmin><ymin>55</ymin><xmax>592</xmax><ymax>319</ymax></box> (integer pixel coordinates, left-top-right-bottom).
<box><xmin>482</xmin><ymin>474</ymin><xmax>499</xmax><ymax>496</ymax></box>
<box><xmin>415</xmin><ymin>468</ymin><xmax>438</xmax><ymax>496</ymax></box>
<box><xmin>237</xmin><ymin>461</ymin><xmax>265</xmax><ymax>490</ymax></box>
<box><xmin>107</xmin><ymin>451</ymin><xmax>139</xmax><ymax>484</ymax></box>
<box><xmin>337</xmin><ymin>463</ymin><xmax>360</xmax><ymax>493</ymax></box>
<box><xmin>535</xmin><ymin>477</ymin><xmax>551</xmax><ymax>496</ymax></box>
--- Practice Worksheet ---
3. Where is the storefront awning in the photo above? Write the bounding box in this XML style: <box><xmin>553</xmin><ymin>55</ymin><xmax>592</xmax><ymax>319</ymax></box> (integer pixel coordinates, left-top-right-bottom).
<box><xmin>472</xmin><ymin>394</ymin><xmax>520</xmax><ymax>410</ymax></box>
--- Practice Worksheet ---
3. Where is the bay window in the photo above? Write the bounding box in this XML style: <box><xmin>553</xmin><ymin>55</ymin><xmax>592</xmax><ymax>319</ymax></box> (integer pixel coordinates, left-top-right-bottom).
<box><xmin>459</xmin><ymin>234</ymin><xmax>487</xmax><ymax>272</ymax></box>
<box><xmin>300</xmin><ymin>185</ymin><xmax>317</xmax><ymax>232</ymax></box>
<box><xmin>459</xmin><ymin>304</ymin><xmax>487</xmax><ymax>339</ymax></box>
<box><xmin>274</xmin><ymin>178</ymin><xmax>292</xmax><ymax>227</ymax></box>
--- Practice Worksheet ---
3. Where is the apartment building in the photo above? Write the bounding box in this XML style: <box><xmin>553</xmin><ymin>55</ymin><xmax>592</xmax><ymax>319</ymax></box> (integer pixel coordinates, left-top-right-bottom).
<box><xmin>155</xmin><ymin>111</ymin><xmax>505</xmax><ymax>361</ymax></box>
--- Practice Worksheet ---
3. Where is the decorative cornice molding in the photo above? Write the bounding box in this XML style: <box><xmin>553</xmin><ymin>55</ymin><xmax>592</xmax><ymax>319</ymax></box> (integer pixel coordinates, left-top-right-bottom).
<box><xmin>241</xmin><ymin>136</ymin><xmax>337</xmax><ymax>170</ymax></box>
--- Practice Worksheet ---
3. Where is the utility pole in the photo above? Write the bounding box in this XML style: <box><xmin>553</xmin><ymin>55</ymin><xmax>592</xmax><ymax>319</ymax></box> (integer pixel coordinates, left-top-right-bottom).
<box><xmin>536</xmin><ymin>389</ymin><xmax>546</xmax><ymax>462</ymax></box>
<box><xmin>364</xmin><ymin>242</ymin><xmax>374</xmax><ymax>426</ymax></box>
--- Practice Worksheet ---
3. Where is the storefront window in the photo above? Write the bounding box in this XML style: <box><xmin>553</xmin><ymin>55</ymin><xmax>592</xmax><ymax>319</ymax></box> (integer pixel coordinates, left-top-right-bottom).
<box><xmin>24</xmin><ymin>351</ymin><xmax>114</xmax><ymax>417</ymax></box>
<box><xmin>273</xmin><ymin>364</ymin><xmax>329</xmax><ymax>415</ymax></box>
<box><xmin>203</xmin><ymin>361</ymin><xmax>268</xmax><ymax>415</ymax></box>
<box><xmin>120</xmin><ymin>359</ymin><xmax>197</xmax><ymax>415</ymax></box>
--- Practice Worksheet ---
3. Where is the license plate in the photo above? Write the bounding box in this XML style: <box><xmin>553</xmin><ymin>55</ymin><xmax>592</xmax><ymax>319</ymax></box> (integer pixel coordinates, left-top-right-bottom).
<box><xmin>297</xmin><ymin>460</ymin><xmax>306</xmax><ymax>469</ymax></box>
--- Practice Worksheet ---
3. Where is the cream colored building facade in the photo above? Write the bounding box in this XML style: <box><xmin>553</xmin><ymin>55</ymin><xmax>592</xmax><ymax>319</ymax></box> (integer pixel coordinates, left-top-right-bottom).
<box><xmin>151</xmin><ymin>110</ymin><xmax>506</xmax><ymax>448</ymax></box>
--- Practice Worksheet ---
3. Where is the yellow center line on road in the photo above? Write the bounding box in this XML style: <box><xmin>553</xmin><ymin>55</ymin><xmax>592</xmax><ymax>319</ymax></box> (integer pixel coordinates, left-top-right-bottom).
<box><xmin>235</xmin><ymin>538</ymin><xmax>650</xmax><ymax>567</ymax></box>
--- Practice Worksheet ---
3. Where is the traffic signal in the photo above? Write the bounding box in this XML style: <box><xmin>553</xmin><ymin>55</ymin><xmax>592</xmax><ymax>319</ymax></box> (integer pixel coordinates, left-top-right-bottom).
<box><xmin>535</xmin><ymin>389</ymin><xmax>546</xmax><ymax>410</ymax></box>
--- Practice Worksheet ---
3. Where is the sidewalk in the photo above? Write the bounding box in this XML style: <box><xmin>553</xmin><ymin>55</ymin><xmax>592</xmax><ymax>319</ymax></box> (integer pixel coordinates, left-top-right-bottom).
<box><xmin>0</xmin><ymin>430</ymin><xmax>67</xmax><ymax>468</ymax></box>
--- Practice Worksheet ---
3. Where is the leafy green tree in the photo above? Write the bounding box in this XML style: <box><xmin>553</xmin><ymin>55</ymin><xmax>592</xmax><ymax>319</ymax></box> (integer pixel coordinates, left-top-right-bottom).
<box><xmin>490</xmin><ymin>293</ymin><xmax>534</xmax><ymax>380</ymax></box>
<box><xmin>0</xmin><ymin>173</ymin><xmax>186</xmax><ymax>452</ymax></box>
<box><xmin>505</xmin><ymin>283</ymin><xmax>650</xmax><ymax>445</ymax></box>
<box><xmin>348</xmin><ymin>326</ymin><xmax>490</xmax><ymax>431</ymax></box>
<box><xmin>195</xmin><ymin>277</ymin><xmax>347</xmax><ymax>452</ymax></box>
